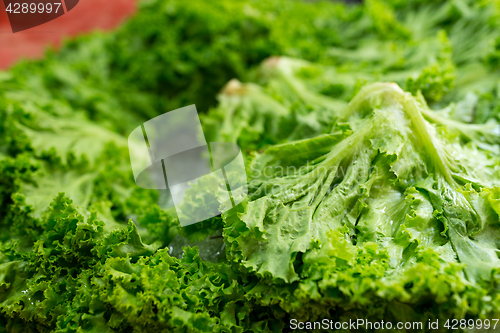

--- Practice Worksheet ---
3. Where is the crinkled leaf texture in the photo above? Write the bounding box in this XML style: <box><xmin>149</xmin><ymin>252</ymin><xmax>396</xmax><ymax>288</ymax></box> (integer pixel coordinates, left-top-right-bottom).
<box><xmin>224</xmin><ymin>83</ymin><xmax>500</xmax><ymax>324</ymax></box>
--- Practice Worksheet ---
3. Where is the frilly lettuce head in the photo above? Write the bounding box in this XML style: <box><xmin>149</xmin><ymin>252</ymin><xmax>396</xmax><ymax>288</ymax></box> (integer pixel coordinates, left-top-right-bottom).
<box><xmin>223</xmin><ymin>82</ymin><xmax>500</xmax><ymax>324</ymax></box>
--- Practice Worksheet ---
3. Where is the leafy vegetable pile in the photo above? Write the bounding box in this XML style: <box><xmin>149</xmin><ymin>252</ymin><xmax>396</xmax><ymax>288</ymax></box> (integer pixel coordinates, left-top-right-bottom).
<box><xmin>2</xmin><ymin>0</ymin><xmax>500</xmax><ymax>332</ymax></box>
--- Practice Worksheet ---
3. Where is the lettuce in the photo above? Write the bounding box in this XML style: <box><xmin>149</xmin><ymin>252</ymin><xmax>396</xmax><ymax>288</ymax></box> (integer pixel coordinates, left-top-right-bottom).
<box><xmin>6</xmin><ymin>0</ymin><xmax>500</xmax><ymax>134</ymax></box>
<box><xmin>2</xmin><ymin>0</ymin><xmax>500</xmax><ymax>331</ymax></box>
<box><xmin>223</xmin><ymin>83</ymin><xmax>500</xmax><ymax>324</ymax></box>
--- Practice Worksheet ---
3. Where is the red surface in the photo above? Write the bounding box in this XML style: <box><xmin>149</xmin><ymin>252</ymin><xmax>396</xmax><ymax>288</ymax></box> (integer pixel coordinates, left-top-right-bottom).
<box><xmin>0</xmin><ymin>0</ymin><xmax>138</xmax><ymax>69</ymax></box>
